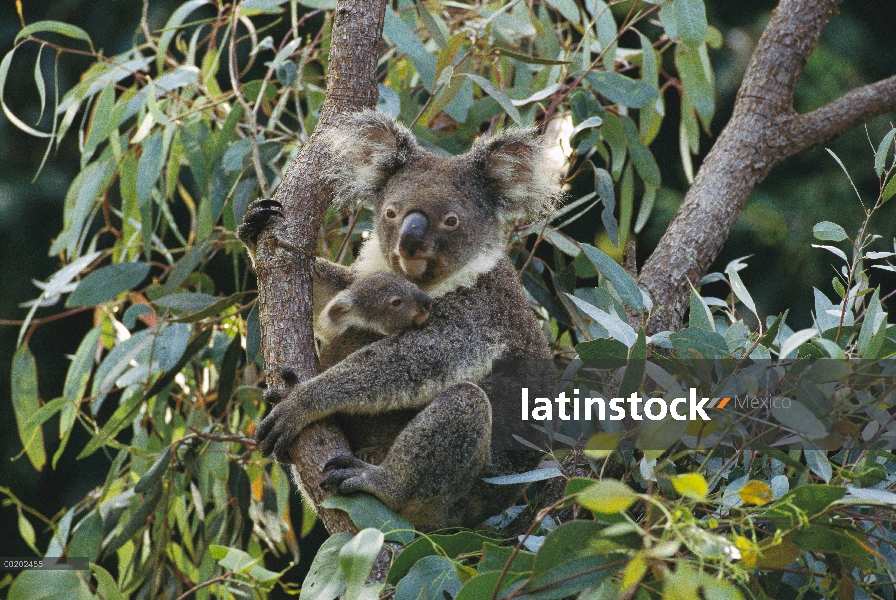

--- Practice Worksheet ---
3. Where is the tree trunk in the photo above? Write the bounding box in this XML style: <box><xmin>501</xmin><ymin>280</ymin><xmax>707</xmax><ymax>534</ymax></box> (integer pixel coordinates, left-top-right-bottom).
<box><xmin>638</xmin><ymin>0</ymin><xmax>896</xmax><ymax>334</ymax></box>
<box><xmin>252</xmin><ymin>0</ymin><xmax>387</xmax><ymax>535</ymax></box>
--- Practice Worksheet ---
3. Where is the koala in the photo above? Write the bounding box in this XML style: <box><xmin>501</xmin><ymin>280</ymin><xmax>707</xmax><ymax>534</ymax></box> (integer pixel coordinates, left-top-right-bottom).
<box><xmin>241</xmin><ymin>110</ymin><xmax>561</xmax><ymax>528</ymax></box>
<box><xmin>315</xmin><ymin>270</ymin><xmax>432</xmax><ymax>369</ymax></box>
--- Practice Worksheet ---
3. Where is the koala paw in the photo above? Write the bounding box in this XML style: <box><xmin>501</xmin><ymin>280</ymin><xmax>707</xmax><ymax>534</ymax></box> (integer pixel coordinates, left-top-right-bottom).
<box><xmin>321</xmin><ymin>455</ymin><xmax>373</xmax><ymax>494</ymax></box>
<box><xmin>254</xmin><ymin>398</ymin><xmax>309</xmax><ymax>462</ymax></box>
<box><xmin>237</xmin><ymin>198</ymin><xmax>283</xmax><ymax>246</ymax></box>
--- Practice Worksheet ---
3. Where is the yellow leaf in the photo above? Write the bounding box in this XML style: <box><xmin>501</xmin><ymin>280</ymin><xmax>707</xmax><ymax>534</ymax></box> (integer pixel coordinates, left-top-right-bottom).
<box><xmin>622</xmin><ymin>552</ymin><xmax>648</xmax><ymax>590</ymax></box>
<box><xmin>583</xmin><ymin>433</ymin><xmax>620</xmax><ymax>460</ymax></box>
<box><xmin>576</xmin><ymin>479</ymin><xmax>638</xmax><ymax>514</ymax></box>
<box><xmin>739</xmin><ymin>480</ymin><xmax>773</xmax><ymax>505</ymax></box>
<box><xmin>671</xmin><ymin>473</ymin><xmax>708</xmax><ymax>501</ymax></box>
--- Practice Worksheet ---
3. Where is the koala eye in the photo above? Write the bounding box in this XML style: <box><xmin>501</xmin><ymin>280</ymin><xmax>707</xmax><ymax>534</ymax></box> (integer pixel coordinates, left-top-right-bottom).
<box><xmin>441</xmin><ymin>213</ymin><xmax>459</xmax><ymax>230</ymax></box>
<box><xmin>385</xmin><ymin>207</ymin><xmax>398</xmax><ymax>220</ymax></box>
<box><xmin>390</xmin><ymin>297</ymin><xmax>403</xmax><ymax>307</ymax></box>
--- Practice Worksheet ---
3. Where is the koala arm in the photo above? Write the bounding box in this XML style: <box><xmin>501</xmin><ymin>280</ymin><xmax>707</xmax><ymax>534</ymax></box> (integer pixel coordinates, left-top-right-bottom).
<box><xmin>255</xmin><ymin>317</ymin><xmax>503</xmax><ymax>461</ymax></box>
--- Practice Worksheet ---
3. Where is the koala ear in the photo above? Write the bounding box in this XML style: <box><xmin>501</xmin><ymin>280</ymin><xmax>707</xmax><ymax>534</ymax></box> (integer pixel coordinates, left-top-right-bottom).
<box><xmin>320</xmin><ymin>109</ymin><xmax>419</xmax><ymax>206</ymax></box>
<box><xmin>470</xmin><ymin>128</ymin><xmax>563</xmax><ymax>221</ymax></box>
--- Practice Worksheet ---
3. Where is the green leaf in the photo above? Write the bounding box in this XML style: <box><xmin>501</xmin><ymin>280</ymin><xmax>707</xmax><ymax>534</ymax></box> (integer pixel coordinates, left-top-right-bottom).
<box><xmin>66</xmin><ymin>262</ymin><xmax>150</xmax><ymax>307</ymax></box>
<box><xmin>61</xmin><ymin>325</ymin><xmax>100</xmax><ymax>433</ymax></box>
<box><xmin>673</xmin><ymin>0</ymin><xmax>707</xmax><ymax>47</ymax></box>
<box><xmin>688</xmin><ymin>289</ymin><xmax>714</xmax><ymax>331</ymax></box>
<box><xmin>389</xmin><ymin>531</ymin><xmax>495</xmax><ymax>585</ymax></box>
<box><xmin>622</xmin><ymin>116</ymin><xmax>661</xmax><ymax>188</ymax></box>
<box><xmin>8</xmin><ymin>569</ymin><xmax>89</xmax><ymax>600</ymax></box>
<box><xmin>764</xmin><ymin>484</ymin><xmax>845</xmax><ymax>526</ymax></box>
<box><xmin>156</xmin><ymin>0</ymin><xmax>214</xmax><ymax>73</ymax></box>
<box><xmin>91</xmin><ymin>564</ymin><xmax>123</xmax><ymax>600</ymax></box>
<box><xmin>341</xmin><ymin>529</ymin><xmax>385</xmax><ymax>600</ymax></box>
<box><xmin>791</xmin><ymin>526</ymin><xmax>874</xmax><ymax>569</ymax></box>
<box><xmin>15</xmin><ymin>20</ymin><xmax>93</xmax><ymax>46</ymax></box>
<box><xmin>576</xmin><ymin>338</ymin><xmax>629</xmax><ymax>362</ymax></box>
<box><xmin>586</xmin><ymin>71</ymin><xmax>658</xmax><ymax>109</ymax></box>
<box><xmin>575</xmin><ymin>480</ymin><xmax>638</xmax><ymax>514</ymax></box>
<box><xmin>209</xmin><ymin>544</ymin><xmax>280</xmax><ymax>583</ymax></box>
<box><xmin>725</xmin><ymin>257</ymin><xmax>758</xmax><ymax>321</ymax></box>
<box><xmin>812</xmin><ymin>221</ymin><xmax>848</xmax><ymax>242</ymax></box>
<box><xmin>302</xmin><ymin>533</ymin><xmax>353</xmax><ymax>600</ymax></box>
<box><xmin>456</xmin><ymin>571</ymin><xmax>528</xmax><ymax>600</ymax></box>
<box><xmin>771</xmin><ymin>399</ymin><xmax>827</xmax><ymax>439</ymax></box>
<box><xmin>483</xmin><ymin>467</ymin><xmax>563</xmax><ymax>485</ymax></box>
<box><xmin>395</xmin><ymin>555</ymin><xmax>463</xmax><ymax>600</ymax></box>
<box><xmin>134</xmin><ymin>445</ymin><xmax>172</xmax><ymax>493</ymax></box>
<box><xmin>675</xmin><ymin>45</ymin><xmax>714</xmax><ymax>119</ymax></box>
<box><xmin>526</xmin><ymin>521</ymin><xmax>614</xmax><ymax>598</ymax></box>
<box><xmin>154</xmin><ymin>292</ymin><xmax>221</xmax><ymax>313</ymax></box>
<box><xmin>384</xmin><ymin>7</ymin><xmax>436</xmax><ymax>90</ymax></box>
<box><xmin>580</xmin><ymin>243</ymin><xmax>644</xmax><ymax>312</ymax></box>
<box><xmin>874</xmin><ymin>128</ymin><xmax>896</xmax><ymax>177</ymax></box>
<box><xmin>12</xmin><ymin>345</ymin><xmax>45</xmax><ymax>470</ymax></box>
<box><xmin>669</xmin><ymin>326</ymin><xmax>729</xmax><ymax>358</ymax></box>
<box><xmin>882</xmin><ymin>172</ymin><xmax>896</xmax><ymax>203</ymax></box>
<box><xmin>137</xmin><ymin>131</ymin><xmax>165</xmax><ymax>207</ymax></box>
<box><xmin>545</xmin><ymin>0</ymin><xmax>580</xmax><ymax>23</ymax></box>
<box><xmin>321</xmin><ymin>494</ymin><xmax>414</xmax><ymax>543</ymax></box>
<box><xmin>415</xmin><ymin>0</ymin><xmax>447</xmax><ymax>49</ymax></box>
<box><xmin>465</xmin><ymin>74</ymin><xmax>521</xmax><ymax>124</ymax></box>
<box><xmin>778</xmin><ymin>328</ymin><xmax>818</xmax><ymax>358</ymax></box>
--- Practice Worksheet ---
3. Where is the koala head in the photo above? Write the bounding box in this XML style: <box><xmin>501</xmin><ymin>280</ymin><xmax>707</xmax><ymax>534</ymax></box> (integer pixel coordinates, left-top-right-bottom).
<box><xmin>316</xmin><ymin>270</ymin><xmax>432</xmax><ymax>343</ymax></box>
<box><xmin>322</xmin><ymin>110</ymin><xmax>562</xmax><ymax>295</ymax></box>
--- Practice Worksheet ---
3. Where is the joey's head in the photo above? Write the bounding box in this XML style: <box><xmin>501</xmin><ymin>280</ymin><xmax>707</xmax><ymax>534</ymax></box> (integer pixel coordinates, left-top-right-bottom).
<box><xmin>315</xmin><ymin>271</ymin><xmax>432</xmax><ymax>343</ymax></box>
<box><xmin>322</xmin><ymin>110</ymin><xmax>562</xmax><ymax>293</ymax></box>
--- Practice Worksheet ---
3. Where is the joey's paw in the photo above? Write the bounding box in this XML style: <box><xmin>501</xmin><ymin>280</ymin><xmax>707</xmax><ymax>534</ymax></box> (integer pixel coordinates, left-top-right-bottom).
<box><xmin>262</xmin><ymin>387</ymin><xmax>285</xmax><ymax>404</ymax></box>
<box><xmin>237</xmin><ymin>198</ymin><xmax>283</xmax><ymax>246</ymax></box>
<box><xmin>321</xmin><ymin>456</ymin><xmax>372</xmax><ymax>494</ymax></box>
<box><xmin>254</xmin><ymin>400</ymin><xmax>307</xmax><ymax>462</ymax></box>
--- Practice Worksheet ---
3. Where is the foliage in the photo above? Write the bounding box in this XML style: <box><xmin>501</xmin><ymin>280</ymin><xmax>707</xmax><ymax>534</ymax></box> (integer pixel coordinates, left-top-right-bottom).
<box><xmin>3</xmin><ymin>0</ymin><xmax>896</xmax><ymax>598</ymax></box>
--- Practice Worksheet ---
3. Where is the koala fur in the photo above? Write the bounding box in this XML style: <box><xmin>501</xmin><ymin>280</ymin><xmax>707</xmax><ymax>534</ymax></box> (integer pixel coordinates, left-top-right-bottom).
<box><xmin>247</xmin><ymin>110</ymin><xmax>561</xmax><ymax>528</ymax></box>
<box><xmin>316</xmin><ymin>270</ymin><xmax>432</xmax><ymax>369</ymax></box>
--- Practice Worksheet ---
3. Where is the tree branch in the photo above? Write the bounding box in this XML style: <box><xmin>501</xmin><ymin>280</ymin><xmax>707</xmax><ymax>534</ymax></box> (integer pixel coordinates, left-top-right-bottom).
<box><xmin>252</xmin><ymin>0</ymin><xmax>387</xmax><ymax>535</ymax></box>
<box><xmin>637</xmin><ymin>0</ymin><xmax>896</xmax><ymax>334</ymax></box>
<box><xmin>783</xmin><ymin>75</ymin><xmax>896</xmax><ymax>157</ymax></box>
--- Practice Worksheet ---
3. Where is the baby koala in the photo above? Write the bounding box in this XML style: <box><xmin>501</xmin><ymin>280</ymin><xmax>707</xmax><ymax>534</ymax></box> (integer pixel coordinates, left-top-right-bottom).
<box><xmin>315</xmin><ymin>270</ymin><xmax>432</xmax><ymax>369</ymax></box>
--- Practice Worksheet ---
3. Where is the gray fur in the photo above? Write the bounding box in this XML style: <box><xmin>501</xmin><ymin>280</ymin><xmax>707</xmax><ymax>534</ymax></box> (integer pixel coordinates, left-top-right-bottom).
<box><xmin>254</xmin><ymin>113</ymin><xmax>560</xmax><ymax>528</ymax></box>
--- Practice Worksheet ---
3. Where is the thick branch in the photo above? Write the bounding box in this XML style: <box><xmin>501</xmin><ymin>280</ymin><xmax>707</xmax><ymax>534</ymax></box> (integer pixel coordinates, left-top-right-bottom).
<box><xmin>638</xmin><ymin>0</ymin><xmax>896</xmax><ymax>334</ymax></box>
<box><xmin>253</xmin><ymin>0</ymin><xmax>387</xmax><ymax>534</ymax></box>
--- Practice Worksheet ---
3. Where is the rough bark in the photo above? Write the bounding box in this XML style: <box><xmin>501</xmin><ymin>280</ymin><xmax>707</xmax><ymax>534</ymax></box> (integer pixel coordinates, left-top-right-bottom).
<box><xmin>252</xmin><ymin>0</ymin><xmax>387</xmax><ymax>535</ymax></box>
<box><xmin>638</xmin><ymin>0</ymin><xmax>896</xmax><ymax>334</ymax></box>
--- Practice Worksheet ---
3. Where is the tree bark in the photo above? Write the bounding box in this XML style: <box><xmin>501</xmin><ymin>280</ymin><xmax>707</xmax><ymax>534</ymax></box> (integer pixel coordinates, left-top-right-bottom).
<box><xmin>637</xmin><ymin>0</ymin><xmax>896</xmax><ymax>334</ymax></box>
<box><xmin>252</xmin><ymin>0</ymin><xmax>387</xmax><ymax>535</ymax></box>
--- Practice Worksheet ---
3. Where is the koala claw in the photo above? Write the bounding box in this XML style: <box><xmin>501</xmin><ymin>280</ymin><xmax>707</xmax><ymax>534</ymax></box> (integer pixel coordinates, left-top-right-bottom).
<box><xmin>323</xmin><ymin>454</ymin><xmax>367</xmax><ymax>472</ymax></box>
<box><xmin>254</xmin><ymin>400</ymin><xmax>305</xmax><ymax>462</ymax></box>
<box><xmin>321</xmin><ymin>457</ymin><xmax>372</xmax><ymax>494</ymax></box>
<box><xmin>237</xmin><ymin>198</ymin><xmax>283</xmax><ymax>246</ymax></box>
<box><xmin>262</xmin><ymin>387</ymin><xmax>285</xmax><ymax>404</ymax></box>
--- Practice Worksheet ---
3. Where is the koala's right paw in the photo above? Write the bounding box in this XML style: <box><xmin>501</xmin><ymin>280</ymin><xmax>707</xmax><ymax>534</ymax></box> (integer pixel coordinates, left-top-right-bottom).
<box><xmin>237</xmin><ymin>198</ymin><xmax>283</xmax><ymax>246</ymax></box>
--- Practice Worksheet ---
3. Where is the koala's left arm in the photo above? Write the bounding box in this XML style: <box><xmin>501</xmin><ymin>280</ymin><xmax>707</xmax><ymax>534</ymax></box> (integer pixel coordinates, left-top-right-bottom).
<box><xmin>255</xmin><ymin>297</ymin><xmax>502</xmax><ymax>460</ymax></box>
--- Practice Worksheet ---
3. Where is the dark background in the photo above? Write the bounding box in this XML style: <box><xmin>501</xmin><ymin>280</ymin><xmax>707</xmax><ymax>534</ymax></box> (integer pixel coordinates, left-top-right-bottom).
<box><xmin>1</xmin><ymin>0</ymin><xmax>895</xmax><ymax>579</ymax></box>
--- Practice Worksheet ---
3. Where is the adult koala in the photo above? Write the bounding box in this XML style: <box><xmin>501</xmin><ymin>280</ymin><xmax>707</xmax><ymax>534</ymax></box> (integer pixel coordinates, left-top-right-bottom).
<box><xmin>247</xmin><ymin>110</ymin><xmax>560</xmax><ymax>528</ymax></box>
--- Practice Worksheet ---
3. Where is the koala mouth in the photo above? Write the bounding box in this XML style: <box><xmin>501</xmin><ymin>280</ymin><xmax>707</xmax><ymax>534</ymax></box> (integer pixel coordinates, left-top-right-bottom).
<box><xmin>394</xmin><ymin>254</ymin><xmax>438</xmax><ymax>283</ymax></box>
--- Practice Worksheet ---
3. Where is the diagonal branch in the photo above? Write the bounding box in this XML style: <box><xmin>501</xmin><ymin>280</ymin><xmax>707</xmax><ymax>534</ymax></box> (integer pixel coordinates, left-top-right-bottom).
<box><xmin>252</xmin><ymin>0</ymin><xmax>387</xmax><ymax>535</ymax></box>
<box><xmin>637</xmin><ymin>0</ymin><xmax>896</xmax><ymax>334</ymax></box>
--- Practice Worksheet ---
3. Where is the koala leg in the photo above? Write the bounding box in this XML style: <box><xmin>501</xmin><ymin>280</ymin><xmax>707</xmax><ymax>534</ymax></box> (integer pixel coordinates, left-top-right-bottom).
<box><xmin>321</xmin><ymin>382</ymin><xmax>492</xmax><ymax>528</ymax></box>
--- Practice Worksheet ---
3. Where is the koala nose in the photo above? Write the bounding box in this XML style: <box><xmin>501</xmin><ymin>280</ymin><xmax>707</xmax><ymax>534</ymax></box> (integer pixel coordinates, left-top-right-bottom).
<box><xmin>399</xmin><ymin>211</ymin><xmax>429</xmax><ymax>258</ymax></box>
<box><xmin>415</xmin><ymin>293</ymin><xmax>432</xmax><ymax>313</ymax></box>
